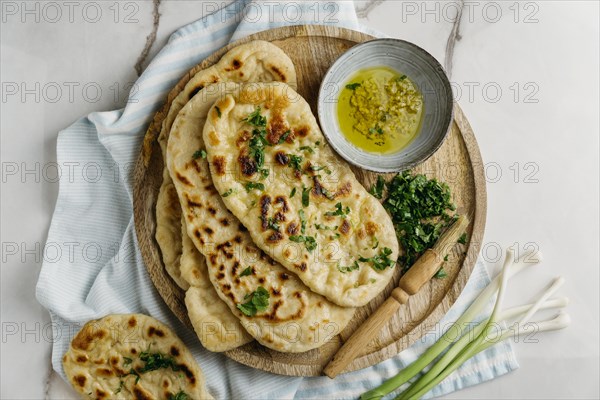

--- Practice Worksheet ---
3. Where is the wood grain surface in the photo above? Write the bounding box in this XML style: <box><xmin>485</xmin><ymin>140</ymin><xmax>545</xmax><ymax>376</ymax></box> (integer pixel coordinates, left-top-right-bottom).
<box><xmin>132</xmin><ymin>25</ymin><xmax>487</xmax><ymax>377</ymax></box>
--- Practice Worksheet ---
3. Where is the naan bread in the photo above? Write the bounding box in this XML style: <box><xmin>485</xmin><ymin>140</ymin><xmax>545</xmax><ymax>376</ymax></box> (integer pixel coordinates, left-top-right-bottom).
<box><xmin>167</xmin><ymin>83</ymin><xmax>354</xmax><ymax>353</ymax></box>
<box><xmin>63</xmin><ymin>314</ymin><xmax>212</xmax><ymax>400</ymax></box>
<box><xmin>156</xmin><ymin>178</ymin><xmax>188</xmax><ymax>290</ymax></box>
<box><xmin>203</xmin><ymin>83</ymin><xmax>400</xmax><ymax>307</ymax></box>
<box><xmin>181</xmin><ymin>215</ymin><xmax>253</xmax><ymax>351</ymax></box>
<box><xmin>155</xmin><ymin>40</ymin><xmax>297</xmax><ymax>290</ymax></box>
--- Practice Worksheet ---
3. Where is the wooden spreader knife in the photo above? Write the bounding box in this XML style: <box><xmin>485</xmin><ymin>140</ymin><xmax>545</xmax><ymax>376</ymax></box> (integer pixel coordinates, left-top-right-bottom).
<box><xmin>323</xmin><ymin>215</ymin><xmax>469</xmax><ymax>379</ymax></box>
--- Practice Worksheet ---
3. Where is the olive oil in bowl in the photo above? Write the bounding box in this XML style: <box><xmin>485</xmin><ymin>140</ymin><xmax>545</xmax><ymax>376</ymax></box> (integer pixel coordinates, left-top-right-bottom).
<box><xmin>337</xmin><ymin>66</ymin><xmax>424</xmax><ymax>154</ymax></box>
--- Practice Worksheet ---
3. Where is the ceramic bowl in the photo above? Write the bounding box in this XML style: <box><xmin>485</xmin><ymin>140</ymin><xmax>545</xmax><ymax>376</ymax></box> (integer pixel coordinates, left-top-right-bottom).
<box><xmin>317</xmin><ymin>38</ymin><xmax>453</xmax><ymax>173</ymax></box>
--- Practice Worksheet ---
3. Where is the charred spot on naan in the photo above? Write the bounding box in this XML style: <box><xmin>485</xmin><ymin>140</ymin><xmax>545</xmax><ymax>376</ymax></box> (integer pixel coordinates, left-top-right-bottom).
<box><xmin>71</xmin><ymin>323</ymin><xmax>107</xmax><ymax>351</ymax></box>
<box><xmin>266</xmin><ymin>112</ymin><xmax>289</xmax><ymax>144</ymax></box>
<box><xmin>211</xmin><ymin>156</ymin><xmax>226</xmax><ymax>176</ymax></box>
<box><xmin>238</xmin><ymin>153</ymin><xmax>257</xmax><ymax>177</ymax></box>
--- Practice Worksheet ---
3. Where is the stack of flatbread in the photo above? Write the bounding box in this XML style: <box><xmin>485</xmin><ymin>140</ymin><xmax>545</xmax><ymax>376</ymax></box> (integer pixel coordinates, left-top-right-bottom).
<box><xmin>154</xmin><ymin>41</ymin><xmax>400</xmax><ymax>354</ymax></box>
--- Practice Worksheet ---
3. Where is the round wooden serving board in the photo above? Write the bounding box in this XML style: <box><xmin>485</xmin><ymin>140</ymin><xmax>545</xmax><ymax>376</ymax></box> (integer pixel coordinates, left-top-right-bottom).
<box><xmin>133</xmin><ymin>25</ymin><xmax>486</xmax><ymax>377</ymax></box>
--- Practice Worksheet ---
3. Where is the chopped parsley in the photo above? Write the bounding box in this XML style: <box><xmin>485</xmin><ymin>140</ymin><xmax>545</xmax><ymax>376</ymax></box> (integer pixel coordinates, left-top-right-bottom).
<box><xmin>338</xmin><ymin>261</ymin><xmax>360</xmax><ymax>273</ymax></box>
<box><xmin>169</xmin><ymin>391</ymin><xmax>190</xmax><ymax>400</ymax></box>
<box><xmin>299</xmin><ymin>146</ymin><xmax>314</xmax><ymax>153</ymax></box>
<box><xmin>330</xmin><ymin>233</ymin><xmax>341</xmax><ymax>240</ymax></box>
<box><xmin>239</xmin><ymin>266</ymin><xmax>253</xmax><ymax>277</ymax></box>
<box><xmin>302</xmin><ymin>185</ymin><xmax>310</xmax><ymax>207</ymax></box>
<box><xmin>237</xmin><ymin>286</ymin><xmax>270</xmax><ymax>317</ymax></box>
<box><xmin>325</xmin><ymin>202</ymin><xmax>350</xmax><ymax>218</ymax></box>
<box><xmin>310</xmin><ymin>165</ymin><xmax>331</xmax><ymax>174</ymax></box>
<box><xmin>315</xmin><ymin>141</ymin><xmax>321</xmax><ymax>146</ymax></box>
<box><xmin>346</xmin><ymin>83</ymin><xmax>361</xmax><ymax>90</ymax></box>
<box><xmin>215</xmin><ymin>106</ymin><xmax>221</xmax><ymax>118</ymax></box>
<box><xmin>369</xmin><ymin>126</ymin><xmax>384</xmax><ymax>135</ymax></box>
<box><xmin>138</xmin><ymin>351</ymin><xmax>181</xmax><ymax>373</ymax></box>
<box><xmin>382</xmin><ymin>171</ymin><xmax>456</xmax><ymax>271</ymax></box>
<box><xmin>244</xmin><ymin>182</ymin><xmax>265</xmax><ymax>192</ymax></box>
<box><xmin>221</xmin><ymin>188</ymin><xmax>234</xmax><ymax>197</ymax></box>
<box><xmin>290</xmin><ymin>187</ymin><xmax>297</xmax><ymax>198</ymax></box>
<box><xmin>299</xmin><ymin>209</ymin><xmax>307</xmax><ymax>234</ymax></box>
<box><xmin>192</xmin><ymin>149</ymin><xmax>207</xmax><ymax>159</ymax></box>
<box><xmin>434</xmin><ymin>267</ymin><xmax>448</xmax><ymax>279</ymax></box>
<box><xmin>123</xmin><ymin>357</ymin><xmax>133</xmax><ymax>366</ymax></box>
<box><xmin>359</xmin><ymin>247</ymin><xmax>395</xmax><ymax>271</ymax></box>
<box><xmin>315</xmin><ymin>223</ymin><xmax>338</xmax><ymax>231</ymax></box>
<box><xmin>372</xmin><ymin>237</ymin><xmax>380</xmax><ymax>249</ymax></box>
<box><xmin>259</xmin><ymin>168</ymin><xmax>269</xmax><ymax>179</ymax></box>
<box><xmin>243</xmin><ymin>107</ymin><xmax>267</xmax><ymax>127</ymax></box>
<box><xmin>289</xmin><ymin>235</ymin><xmax>317</xmax><ymax>252</ymax></box>
<box><xmin>266</xmin><ymin>217</ymin><xmax>280</xmax><ymax>232</ymax></box>
<box><xmin>249</xmin><ymin>128</ymin><xmax>268</xmax><ymax>168</ymax></box>
<box><xmin>289</xmin><ymin>154</ymin><xmax>303</xmax><ymax>171</ymax></box>
<box><xmin>458</xmin><ymin>233</ymin><xmax>467</xmax><ymax>244</ymax></box>
<box><xmin>278</xmin><ymin>130</ymin><xmax>291</xmax><ymax>144</ymax></box>
<box><xmin>369</xmin><ymin>175</ymin><xmax>385</xmax><ymax>199</ymax></box>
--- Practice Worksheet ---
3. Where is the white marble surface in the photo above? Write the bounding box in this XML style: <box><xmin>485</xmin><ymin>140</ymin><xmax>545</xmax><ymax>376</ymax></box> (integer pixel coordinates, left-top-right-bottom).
<box><xmin>1</xmin><ymin>1</ymin><xmax>598</xmax><ymax>398</ymax></box>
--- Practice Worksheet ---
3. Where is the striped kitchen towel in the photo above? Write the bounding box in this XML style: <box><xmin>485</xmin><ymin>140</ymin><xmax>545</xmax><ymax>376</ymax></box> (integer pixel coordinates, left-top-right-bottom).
<box><xmin>36</xmin><ymin>1</ymin><xmax>518</xmax><ymax>398</ymax></box>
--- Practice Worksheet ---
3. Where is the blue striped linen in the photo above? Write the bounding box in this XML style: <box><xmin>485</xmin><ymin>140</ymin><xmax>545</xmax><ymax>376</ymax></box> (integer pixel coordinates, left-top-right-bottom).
<box><xmin>36</xmin><ymin>1</ymin><xmax>518</xmax><ymax>398</ymax></box>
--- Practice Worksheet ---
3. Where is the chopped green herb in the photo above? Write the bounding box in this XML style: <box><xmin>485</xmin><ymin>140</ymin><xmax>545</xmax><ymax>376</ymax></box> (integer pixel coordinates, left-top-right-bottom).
<box><xmin>221</xmin><ymin>188</ymin><xmax>234</xmax><ymax>197</ymax></box>
<box><xmin>278</xmin><ymin>130</ymin><xmax>291</xmax><ymax>144</ymax></box>
<box><xmin>330</xmin><ymin>233</ymin><xmax>341</xmax><ymax>240</ymax></box>
<box><xmin>137</xmin><ymin>351</ymin><xmax>181</xmax><ymax>374</ymax></box>
<box><xmin>383</xmin><ymin>171</ymin><xmax>456</xmax><ymax>271</ymax></box>
<box><xmin>259</xmin><ymin>168</ymin><xmax>269</xmax><ymax>179</ymax></box>
<box><xmin>359</xmin><ymin>247</ymin><xmax>395</xmax><ymax>271</ymax></box>
<box><xmin>346</xmin><ymin>83</ymin><xmax>361</xmax><ymax>90</ymax></box>
<box><xmin>316</xmin><ymin>141</ymin><xmax>321</xmax><ymax>146</ymax></box>
<box><xmin>290</xmin><ymin>187</ymin><xmax>297</xmax><ymax>198</ymax></box>
<box><xmin>299</xmin><ymin>146</ymin><xmax>314</xmax><ymax>153</ymax></box>
<box><xmin>444</xmin><ymin>254</ymin><xmax>449</xmax><ymax>262</ymax></box>
<box><xmin>434</xmin><ymin>267</ymin><xmax>448</xmax><ymax>279</ymax></box>
<box><xmin>123</xmin><ymin>357</ymin><xmax>133</xmax><ymax>366</ymax></box>
<box><xmin>192</xmin><ymin>149</ymin><xmax>207</xmax><ymax>159</ymax></box>
<box><xmin>237</xmin><ymin>286</ymin><xmax>270</xmax><ymax>317</ymax></box>
<box><xmin>249</xmin><ymin>128</ymin><xmax>268</xmax><ymax>167</ymax></box>
<box><xmin>239</xmin><ymin>266</ymin><xmax>253</xmax><ymax>277</ymax></box>
<box><xmin>299</xmin><ymin>209</ymin><xmax>307</xmax><ymax>234</ymax></box>
<box><xmin>243</xmin><ymin>107</ymin><xmax>267</xmax><ymax>127</ymax></box>
<box><xmin>289</xmin><ymin>235</ymin><xmax>317</xmax><ymax>252</ymax></box>
<box><xmin>372</xmin><ymin>237</ymin><xmax>380</xmax><ymax>249</ymax></box>
<box><xmin>115</xmin><ymin>380</ymin><xmax>125</xmax><ymax>394</ymax></box>
<box><xmin>266</xmin><ymin>217</ymin><xmax>280</xmax><ymax>232</ymax></box>
<box><xmin>458</xmin><ymin>233</ymin><xmax>467</xmax><ymax>244</ymax></box>
<box><xmin>325</xmin><ymin>202</ymin><xmax>350</xmax><ymax>218</ymax></box>
<box><xmin>289</xmin><ymin>154</ymin><xmax>303</xmax><ymax>171</ymax></box>
<box><xmin>215</xmin><ymin>106</ymin><xmax>221</xmax><ymax>118</ymax></box>
<box><xmin>369</xmin><ymin>126</ymin><xmax>384</xmax><ymax>135</ymax></box>
<box><xmin>370</xmin><ymin>175</ymin><xmax>385</xmax><ymax>199</ymax></box>
<box><xmin>302</xmin><ymin>185</ymin><xmax>310</xmax><ymax>207</ymax></box>
<box><xmin>310</xmin><ymin>165</ymin><xmax>331</xmax><ymax>174</ymax></box>
<box><xmin>244</xmin><ymin>182</ymin><xmax>265</xmax><ymax>192</ymax></box>
<box><xmin>315</xmin><ymin>223</ymin><xmax>338</xmax><ymax>231</ymax></box>
<box><xmin>338</xmin><ymin>261</ymin><xmax>360</xmax><ymax>273</ymax></box>
<box><xmin>321</xmin><ymin>187</ymin><xmax>336</xmax><ymax>200</ymax></box>
<box><xmin>169</xmin><ymin>391</ymin><xmax>190</xmax><ymax>400</ymax></box>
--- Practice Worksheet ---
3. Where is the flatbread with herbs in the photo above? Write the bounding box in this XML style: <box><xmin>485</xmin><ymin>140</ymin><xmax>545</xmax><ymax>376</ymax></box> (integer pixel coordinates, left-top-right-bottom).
<box><xmin>203</xmin><ymin>82</ymin><xmax>399</xmax><ymax>307</ymax></box>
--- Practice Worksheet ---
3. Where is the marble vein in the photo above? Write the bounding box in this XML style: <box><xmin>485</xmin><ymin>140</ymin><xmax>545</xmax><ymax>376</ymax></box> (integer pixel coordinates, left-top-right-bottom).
<box><xmin>355</xmin><ymin>0</ymin><xmax>385</xmax><ymax>19</ymax></box>
<box><xmin>134</xmin><ymin>0</ymin><xmax>162</xmax><ymax>76</ymax></box>
<box><xmin>444</xmin><ymin>0</ymin><xmax>465</xmax><ymax>78</ymax></box>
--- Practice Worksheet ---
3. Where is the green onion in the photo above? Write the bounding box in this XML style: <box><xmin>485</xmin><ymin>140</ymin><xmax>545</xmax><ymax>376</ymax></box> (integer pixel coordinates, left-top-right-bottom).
<box><xmin>361</xmin><ymin>250</ymin><xmax>570</xmax><ymax>400</ymax></box>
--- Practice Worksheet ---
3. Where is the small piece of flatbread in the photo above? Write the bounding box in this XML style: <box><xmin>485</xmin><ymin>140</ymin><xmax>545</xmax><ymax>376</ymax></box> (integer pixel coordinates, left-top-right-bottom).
<box><xmin>63</xmin><ymin>314</ymin><xmax>213</xmax><ymax>399</ymax></box>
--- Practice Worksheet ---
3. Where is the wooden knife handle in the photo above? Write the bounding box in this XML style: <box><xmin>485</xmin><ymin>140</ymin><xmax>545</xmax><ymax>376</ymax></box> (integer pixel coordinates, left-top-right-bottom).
<box><xmin>323</xmin><ymin>249</ymin><xmax>444</xmax><ymax>379</ymax></box>
<box><xmin>323</xmin><ymin>288</ymin><xmax>409</xmax><ymax>378</ymax></box>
